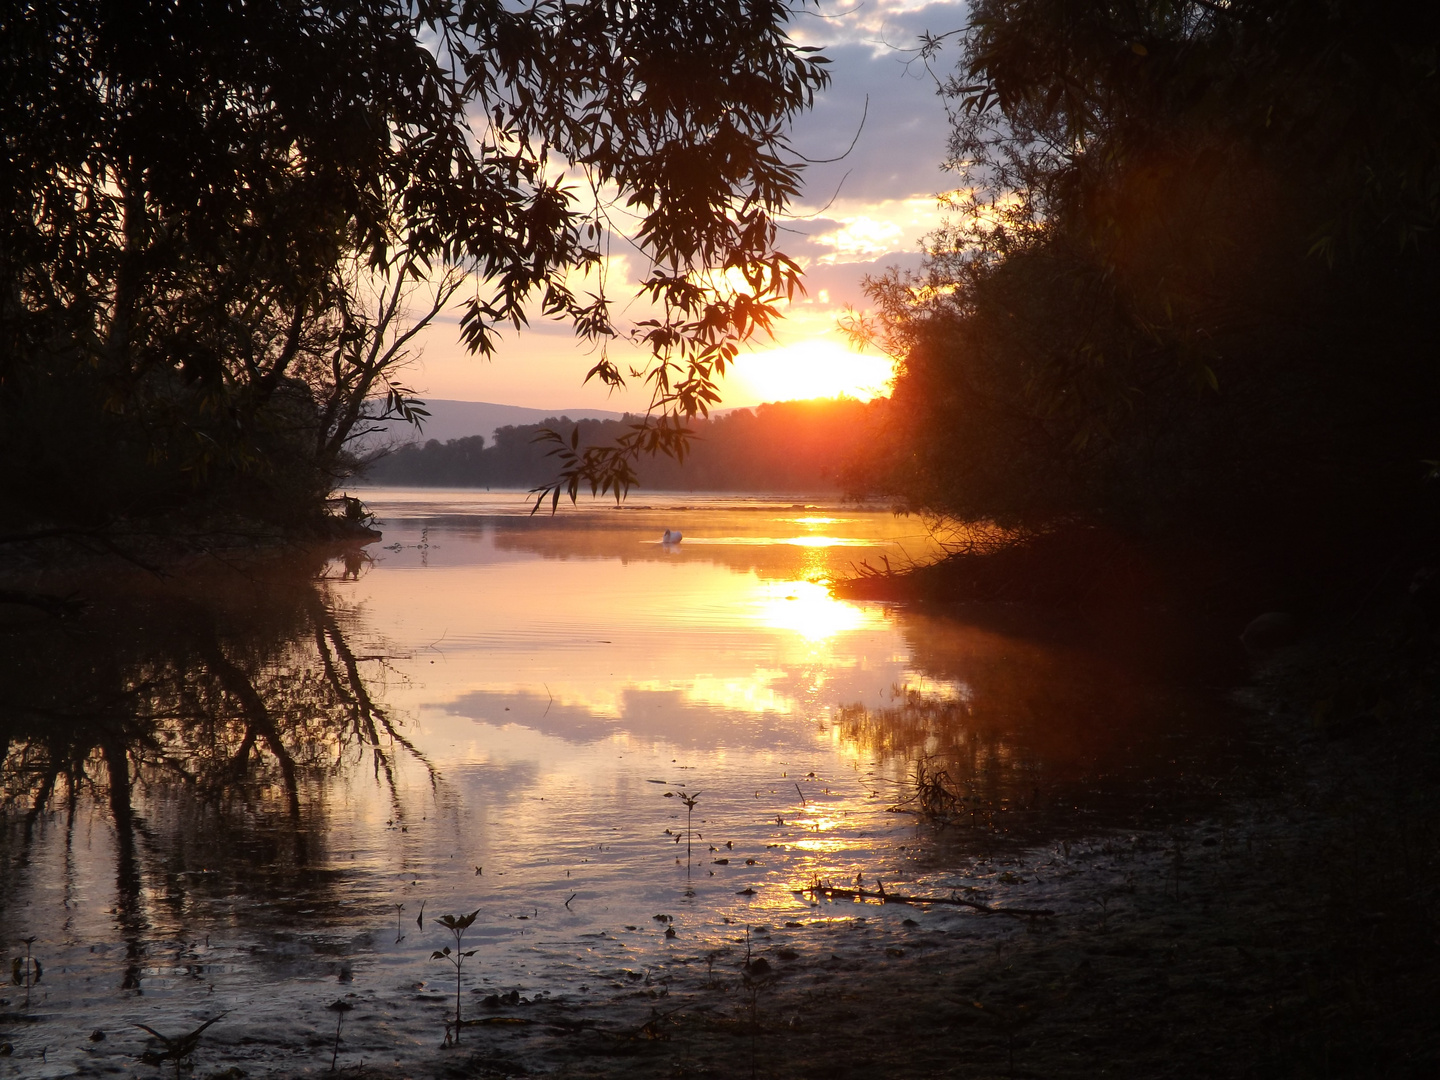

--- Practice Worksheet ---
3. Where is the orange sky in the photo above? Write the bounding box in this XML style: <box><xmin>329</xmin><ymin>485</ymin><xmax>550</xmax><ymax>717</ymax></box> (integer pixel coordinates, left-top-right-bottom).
<box><xmin>400</xmin><ymin>2</ymin><xmax>965</xmax><ymax>412</ymax></box>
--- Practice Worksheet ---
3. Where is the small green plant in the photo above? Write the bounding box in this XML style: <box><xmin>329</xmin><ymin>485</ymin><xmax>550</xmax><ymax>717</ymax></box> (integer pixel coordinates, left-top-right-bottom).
<box><xmin>431</xmin><ymin>909</ymin><xmax>480</xmax><ymax>1046</ymax></box>
<box><xmin>326</xmin><ymin>999</ymin><xmax>353</xmax><ymax>1071</ymax></box>
<box><xmin>670</xmin><ymin>789</ymin><xmax>701</xmax><ymax>866</ymax></box>
<box><xmin>1093</xmin><ymin>893</ymin><xmax>1112</xmax><ymax>932</ymax></box>
<box><xmin>1167</xmin><ymin>834</ymin><xmax>1188</xmax><ymax>900</ymax></box>
<box><xmin>704</xmin><ymin>949</ymin><xmax>722</xmax><ymax>988</ymax></box>
<box><xmin>740</xmin><ymin>926</ymin><xmax>774</xmax><ymax>1080</ymax></box>
<box><xmin>970</xmin><ymin>1000</ymin><xmax>1034</xmax><ymax>1079</ymax></box>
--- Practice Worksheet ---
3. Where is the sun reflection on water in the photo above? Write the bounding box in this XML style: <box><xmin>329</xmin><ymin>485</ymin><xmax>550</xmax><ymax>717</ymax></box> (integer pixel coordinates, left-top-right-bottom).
<box><xmin>676</xmin><ymin>535</ymin><xmax>880</xmax><ymax>548</ymax></box>
<box><xmin>755</xmin><ymin>580</ymin><xmax>875</xmax><ymax>642</ymax></box>
<box><xmin>779</xmin><ymin>535</ymin><xmax>870</xmax><ymax>548</ymax></box>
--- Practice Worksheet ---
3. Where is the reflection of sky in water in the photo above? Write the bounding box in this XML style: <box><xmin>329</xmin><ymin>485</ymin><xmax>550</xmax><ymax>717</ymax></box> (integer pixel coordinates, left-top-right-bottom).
<box><xmin>309</xmin><ymin>492</ymin><xmax>976</xmax><ymax>988</ymax></box>
<box><xmin>353</xmin><ymin>495</ymin><xmax>937</xmax><ymax>741</ymax></box>
<box><xmin>0</xmin><ymin>491</ymin><xmax>1238</xmax><ymax>1076</ymax></box>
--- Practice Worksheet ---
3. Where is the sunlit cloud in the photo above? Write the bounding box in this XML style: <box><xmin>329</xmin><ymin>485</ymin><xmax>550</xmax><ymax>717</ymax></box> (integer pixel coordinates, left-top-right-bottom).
<box><xmin>791</xmin><ymin>1</ymin><xmax>969</xmax><ymax>52</ymax></box>
<box><xmin>683</xmin><ymin>672</ymin><xmax>795</xmax><ymax>715</ymax></box>
<box><xmin>812</xmin><ymin>216</ymin><xmax>905</xmax><ymax>263</ymax></box>
<box><xmin>428</xmin><ymin>578</ymin><xmax>884</xmax><ymax>733</ymax></box>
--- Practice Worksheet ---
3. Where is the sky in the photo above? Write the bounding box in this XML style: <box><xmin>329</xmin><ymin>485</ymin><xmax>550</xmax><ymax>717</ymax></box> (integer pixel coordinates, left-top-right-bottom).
<box><xmin>407</xmin><ymin>1</ymin><xmax>969</xmax><ymax>412</ymax></box>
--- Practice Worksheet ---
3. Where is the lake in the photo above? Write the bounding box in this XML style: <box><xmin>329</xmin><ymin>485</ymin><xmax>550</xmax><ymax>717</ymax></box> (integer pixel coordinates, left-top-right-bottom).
<box><xmin>0</xmin><ymin>491</ymin><xmax>1242</xmax><ymax>1076</ymax></box>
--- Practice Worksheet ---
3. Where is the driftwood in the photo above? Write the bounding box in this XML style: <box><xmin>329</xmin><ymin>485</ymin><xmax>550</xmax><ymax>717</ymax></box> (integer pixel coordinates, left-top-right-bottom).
<box><xmin>803</xmin><ymin>883</ymin><xmax>1053</xmax><ymax>919</ymax></box>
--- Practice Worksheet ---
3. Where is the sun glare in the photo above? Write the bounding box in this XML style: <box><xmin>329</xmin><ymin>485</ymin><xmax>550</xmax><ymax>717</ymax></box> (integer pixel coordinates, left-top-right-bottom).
<box><xmin>757</xmin><ymin>580</ymin><xmax>872</xmax><ymax>642</ymax></box>
<box><xmin>726</xmin><ymin>338</ymin><xmax>893</xmax><ymax>404</ymax></box>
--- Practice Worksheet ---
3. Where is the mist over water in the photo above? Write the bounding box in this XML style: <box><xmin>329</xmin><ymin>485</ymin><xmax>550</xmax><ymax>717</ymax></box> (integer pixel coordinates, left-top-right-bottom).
<box><xmin>0</xmin><ymin>491</ymin><xmax>1240</xmax><ymax>1075</ymax></box>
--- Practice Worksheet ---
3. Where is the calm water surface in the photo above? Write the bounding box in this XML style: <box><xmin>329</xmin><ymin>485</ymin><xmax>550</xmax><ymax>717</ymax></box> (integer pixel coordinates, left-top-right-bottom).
<box><xmin>0</xmin><ymin>491</ymin><xmax>1238</xmax><ymax>1075</ymax></box>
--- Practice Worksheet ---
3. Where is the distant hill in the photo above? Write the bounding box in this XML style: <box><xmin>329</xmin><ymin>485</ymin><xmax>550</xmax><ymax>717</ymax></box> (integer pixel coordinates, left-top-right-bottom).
<box><xmin>360</xmin><ymin>399</ymin><xmax>626</xmax><ymax>447</ymax></box>
<box><xmin>356</xmin><ymin>397</ymin><xmax>884</xmax><ymax>492</ymax></box>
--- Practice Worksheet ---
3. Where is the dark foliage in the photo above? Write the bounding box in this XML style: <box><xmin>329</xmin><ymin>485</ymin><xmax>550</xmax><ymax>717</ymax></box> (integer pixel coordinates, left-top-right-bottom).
<box><xmin>849</xmin><ymin>0</ymin><xmax>1440</xmax><ymax>598</ymax></box>
<box><xmin>0</xmin><ymin>1</ymin><xmax>827</xmax><ymax>544</ymax></box>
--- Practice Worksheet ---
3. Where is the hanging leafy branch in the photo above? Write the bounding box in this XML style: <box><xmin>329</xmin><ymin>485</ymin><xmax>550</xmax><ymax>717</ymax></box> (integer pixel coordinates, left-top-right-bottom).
<box><xmin>0</xmin><ymin>1</ymin><xmax>830</xmax><ymax>534</ymax></box>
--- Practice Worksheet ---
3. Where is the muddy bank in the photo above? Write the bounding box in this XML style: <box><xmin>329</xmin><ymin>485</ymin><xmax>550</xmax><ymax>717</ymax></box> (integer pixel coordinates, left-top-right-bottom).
<box><xmin>133</xmin><ymin>636</ymin><xmax>1430</xmax><ymax>1080</ymax></box>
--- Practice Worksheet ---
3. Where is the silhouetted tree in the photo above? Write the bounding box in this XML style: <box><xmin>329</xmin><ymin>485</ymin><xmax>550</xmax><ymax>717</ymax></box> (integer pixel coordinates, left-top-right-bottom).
<box><xmin>0</xmin><ymin>1</ymin><xmax>828</xmax><ymax>539</ymax></box>
<box><xmin>0</xmin><ymin>565</ymin><xmax>428</xmax><ymax>974</ymax></box>
<box><xmin>849</xmin><ymin>0</ymin><xmax>1440</xmax><ymax>581</ymax></box>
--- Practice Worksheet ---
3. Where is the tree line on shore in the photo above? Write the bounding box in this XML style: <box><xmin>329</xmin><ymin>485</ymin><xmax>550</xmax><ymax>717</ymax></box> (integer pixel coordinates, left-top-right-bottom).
<box><xmin>360</xmin><ymin>397</ymin><xmax>878</xmax><ymax>492</ymax></box>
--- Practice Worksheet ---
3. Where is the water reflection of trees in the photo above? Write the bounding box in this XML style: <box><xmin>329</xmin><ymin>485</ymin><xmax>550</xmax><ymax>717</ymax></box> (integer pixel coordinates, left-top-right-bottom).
<box><xmin>836</xmin><ymin>611</ymin><xmax>1236</xmax><ymax>841</ymax></box>
<box><xmin>0</xmin><ymin>560</ymin><xmax>425</xmax><ymax>986</ymax></box>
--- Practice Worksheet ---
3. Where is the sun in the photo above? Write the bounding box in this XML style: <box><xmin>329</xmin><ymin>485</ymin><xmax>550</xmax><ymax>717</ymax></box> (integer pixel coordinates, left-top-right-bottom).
<box><xmin>723</xmin><ymin>337</ymin><xmax>893</xmax><ymax>405</ymax></box>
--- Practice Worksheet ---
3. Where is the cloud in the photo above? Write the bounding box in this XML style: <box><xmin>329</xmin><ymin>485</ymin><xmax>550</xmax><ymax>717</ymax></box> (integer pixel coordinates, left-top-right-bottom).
<box><xmin>812</xmin><ymin>215</ymin><xmax>906</xmax><ymax>262</ymax></box>
<box><xmin>438</xmin><ymin>684</ymin><xmax>821</xmax><ymax>752</ymax></box>
<box><xmin>787</xmin><ymin>46</ymin><xmax>952</xmax><ymax>206</ymax></box>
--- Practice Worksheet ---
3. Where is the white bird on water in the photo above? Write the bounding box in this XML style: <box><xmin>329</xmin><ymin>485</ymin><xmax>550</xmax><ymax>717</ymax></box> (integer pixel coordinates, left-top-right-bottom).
<box><xmin>661</xmin><ymin>529</ymin><xmax>683</xmax><ymax>545</ymax></box>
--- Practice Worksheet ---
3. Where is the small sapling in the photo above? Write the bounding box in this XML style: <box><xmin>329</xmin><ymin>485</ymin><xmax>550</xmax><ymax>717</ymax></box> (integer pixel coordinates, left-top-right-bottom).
<box><xmin>432</xmin><ymin>909</ymin><xmax>481</xmax><ymax>1045</ymax></box>
<box><xmin>326</xmin><ymin>999</ymin><xmax>353</xmax><ymax>1070</ymax></box>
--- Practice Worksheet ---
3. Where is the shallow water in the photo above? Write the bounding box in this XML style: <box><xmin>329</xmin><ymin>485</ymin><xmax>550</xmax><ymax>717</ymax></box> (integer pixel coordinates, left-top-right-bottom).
<box><xmin>0</xmin><ymin>491</ymin><xmax>1240</xmax><ymax>1076</ymax></box>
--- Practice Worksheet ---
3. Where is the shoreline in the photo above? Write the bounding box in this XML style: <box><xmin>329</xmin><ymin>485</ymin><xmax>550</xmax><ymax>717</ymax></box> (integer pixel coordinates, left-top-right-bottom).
<box><xmin>28</xmin><ymin>639</ymin><xmax>1415</xmax><ymax>1080</ymax></box>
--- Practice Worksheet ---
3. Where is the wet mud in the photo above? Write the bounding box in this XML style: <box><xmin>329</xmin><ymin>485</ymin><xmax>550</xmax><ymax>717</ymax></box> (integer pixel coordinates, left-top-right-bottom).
<box><xmin>274</xmin><ymin>688</ymin><xmax>1439</xmax><ymax>1079</ymax></box>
